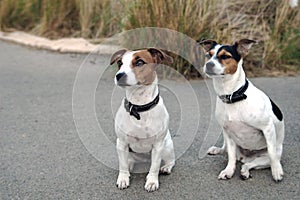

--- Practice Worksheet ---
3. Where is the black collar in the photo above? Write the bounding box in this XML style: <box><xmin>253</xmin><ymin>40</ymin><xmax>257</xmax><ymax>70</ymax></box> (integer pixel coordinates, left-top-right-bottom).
<box><xmin>124</xmin><ymin>93</ymin><xmax>160</xmax><ymax>120</ymax></box>
<box><xmin>218</xmin><ymin>79</ymin><xmax>249</xmax><ymax>104</ymax></box>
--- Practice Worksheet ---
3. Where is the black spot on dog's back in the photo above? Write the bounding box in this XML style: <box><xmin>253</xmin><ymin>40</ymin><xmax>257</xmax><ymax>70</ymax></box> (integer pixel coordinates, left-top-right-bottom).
<box><xmin>269</xmin><ymin>98</ymin><xmax>283</xmax><ymax>121</ymax></box>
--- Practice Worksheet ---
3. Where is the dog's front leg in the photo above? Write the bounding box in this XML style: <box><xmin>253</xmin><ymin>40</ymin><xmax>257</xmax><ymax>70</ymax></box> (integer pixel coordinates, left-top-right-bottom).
<box><xmin>145</xmin><ymin>141</ymin><xmax>164</xmax><ymax>192</ymax></box>
<box><xmin>262</xmin><ymin>121</ymin><xmax>283</xmax><ymax>181</ymax></box>
<box><xmin>116</xmin><ymin>138</ymin><xmax>130</xmax><ymax>189</ymax></box>
<box><xmin>218</xmin><ymin>131</ymin><xmax>236</xmax><ymax>179</ymax></box>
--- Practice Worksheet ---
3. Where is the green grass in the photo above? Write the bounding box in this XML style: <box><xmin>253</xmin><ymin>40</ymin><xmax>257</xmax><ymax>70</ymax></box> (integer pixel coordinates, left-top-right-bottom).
<box><xmin>0</xmin><ymin>0</ymin><xmax>299</xmax><ymax>77</ymax></box>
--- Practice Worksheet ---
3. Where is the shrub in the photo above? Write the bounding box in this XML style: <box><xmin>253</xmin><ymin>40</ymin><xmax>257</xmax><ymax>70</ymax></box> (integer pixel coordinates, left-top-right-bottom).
<box><xmin>0</xmin><ymin>0</ymin><xmax>299</xmax><ymax>77</ymax></box>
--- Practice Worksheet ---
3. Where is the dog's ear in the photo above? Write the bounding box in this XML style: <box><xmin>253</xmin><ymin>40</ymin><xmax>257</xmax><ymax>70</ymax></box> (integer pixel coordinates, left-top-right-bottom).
<box><xmin>198</xmin><ymin>39</ymin><xmax>217</xmax><ymax>52</ymax></box>
<box><xmin>236</xmin><ymin>39</ymin><xmax>256</xmax><ymax>57</ymax></box>
<box><xmin>110</xmin><ymin>49</ymin><xmax>127</xmax><ymax>65</ymax></box>
<box><xmin>147</xmin><ymin>48</ymin><xmax>173</xmax><ymax>64</ymax></box>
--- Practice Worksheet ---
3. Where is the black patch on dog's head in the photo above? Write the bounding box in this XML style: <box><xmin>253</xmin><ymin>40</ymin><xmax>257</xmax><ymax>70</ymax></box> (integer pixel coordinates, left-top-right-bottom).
<box><xmin>217</xmin><ymin>44</ymin><xmax>241</xmax><ymax>62</ymax></box>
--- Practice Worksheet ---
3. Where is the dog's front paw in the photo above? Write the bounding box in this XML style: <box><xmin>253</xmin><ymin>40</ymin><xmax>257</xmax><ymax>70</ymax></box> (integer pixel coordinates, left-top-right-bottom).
<box><xmin>145</xmin><ymin>174</ymin><xmax>159</xmax><ymax>192</ymax></box>
<box><xmin>271</xmin><ymin>163</ymin><xmax>284</xmax><ymax>182</ymax></box>
<box><xmin>116</xmin><ymin>173</ymin><xmax>130</xmax><ymax>189</ymax></box>
<box><xmin>207</xmin><ymin>146</ymin><xmax>224</xmax><ymax>155</ymax></box>
<box><xmin>218</xmin><ymin>168</ymin><xmax>235</xmax><ymax>180</ymax></box>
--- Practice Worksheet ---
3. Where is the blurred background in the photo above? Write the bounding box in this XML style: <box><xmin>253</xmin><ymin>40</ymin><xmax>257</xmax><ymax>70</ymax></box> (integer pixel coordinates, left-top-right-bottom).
<box><xmin>0</xmin><ymin>0</ymin><xmax>299</xmax><ymax>78</ymax></box>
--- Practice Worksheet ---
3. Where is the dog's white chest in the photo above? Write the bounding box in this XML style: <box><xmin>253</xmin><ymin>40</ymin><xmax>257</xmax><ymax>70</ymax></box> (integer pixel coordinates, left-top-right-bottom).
<box><xmin>127</xmin><ymin>135</ymin><xmax>157</xmax><ymax>153</ymax></box>
<box><xmin>115</xmin><ymin>100</ymin><xmax>169</xmax><ymax>153</ymax></box>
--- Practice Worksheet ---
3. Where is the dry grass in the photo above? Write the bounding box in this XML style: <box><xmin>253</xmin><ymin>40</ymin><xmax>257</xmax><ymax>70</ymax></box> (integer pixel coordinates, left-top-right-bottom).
<box><xmin>0</xmin><ymin>0</ymin><xmax>116</xmax><ymax>38</ymax></box>
<box><xmin>76</xmin><ymin>0</ymin><xmax>113</xmax><ymax>38</ymax></box>
<box><xmin>121</xmin><ymin>0</ymin><xmax>300</xmax><ymax>76</ymax></box>
<box><xmin>0</xmin><ymin>0</ymin><xmax>299</xmax><ymax>77</ymax></box>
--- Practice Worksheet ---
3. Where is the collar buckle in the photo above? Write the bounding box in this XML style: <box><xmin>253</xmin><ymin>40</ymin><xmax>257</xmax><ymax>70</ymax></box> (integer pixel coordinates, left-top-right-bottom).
<box><xmin>124</xmin><ymin>93</ymin><xmax>160</xmax><ymax>120</ymax></box>
<box><xmin>218</xmin><ymin>79</ymin><xmax>249</xmax><ymax>104</ymax></box>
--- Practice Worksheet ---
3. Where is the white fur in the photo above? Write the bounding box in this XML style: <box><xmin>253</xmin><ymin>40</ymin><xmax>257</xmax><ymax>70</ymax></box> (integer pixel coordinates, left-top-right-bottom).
<box><xmin>114</xmin><ymin>50</ymin><xmax>175</xmax><ymax>192</ymax></box>
<box><xmin>204</xmin><ymin>45</ymin><xmax>226</xmax><ymax>77</ymax></box>
<box><xmin>205</xmin><ymin>54</ymin><xmax>285</xmax><ymax>181</ymax></box>
<box><xmin>114</xmin><ymin>51</ymin><xmax>138</xmax><ymax>86</ymax></box>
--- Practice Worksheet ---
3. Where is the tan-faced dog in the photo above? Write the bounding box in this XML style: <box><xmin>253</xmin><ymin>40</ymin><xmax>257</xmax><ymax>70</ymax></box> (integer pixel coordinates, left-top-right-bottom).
<box><xmin>110</xmin><ymin>48</ymin><xmax>175</xmax><ymax>192</ymax></box>
<box><xmin>199</xmin><ymin>39</ymin><xmax>285</xmax><ymax>181</ymax></box>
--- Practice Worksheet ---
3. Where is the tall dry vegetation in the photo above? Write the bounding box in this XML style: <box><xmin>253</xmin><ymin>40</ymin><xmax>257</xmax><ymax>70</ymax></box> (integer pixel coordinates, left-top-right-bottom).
<box><xmin>0</xmin><ymin>0</ymin><xmax>114</xmax><ymax>38</ymax></box>
<box><xmin>121</xmin><ymin>0</ymin><xmax>300</xmax><ymax>75</ymax></box>
<box><xmin>0</xmin><ymin>0</ymin><xmax>299</xmax><ymax>76</ymax></box>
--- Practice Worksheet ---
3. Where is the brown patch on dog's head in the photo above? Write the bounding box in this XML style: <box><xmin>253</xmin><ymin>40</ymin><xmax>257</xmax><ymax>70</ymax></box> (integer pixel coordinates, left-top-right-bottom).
<box><xmin>208</xmin><ymin>49</ymin><xmax>215</xmax><ymax>57</ymax></box>
<box><xmin>217</xmin><ymin>49</ymin><xmax>239</xmax><ymax>75</ymax></box>
<box><xmin>131</xmin><ymin>50</ymin><xmax>156</xmax><ymax>85</ymax></box>
<box><xmin>215</xmin><ymin>39</ymin><xmax>256</xmax><ymax>75</ymax></box>
<box><xmin>131</xmin><ymin>48</ymin><xmax>173</xmax><ymax>85</ymax></box>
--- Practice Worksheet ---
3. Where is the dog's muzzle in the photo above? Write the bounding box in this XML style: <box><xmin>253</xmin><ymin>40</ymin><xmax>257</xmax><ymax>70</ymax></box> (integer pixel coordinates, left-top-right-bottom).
<box><xmin>205</xmin><ymin>62</ymin><xmax>216</xmax><ymax>75</ymax></box>
<box><xmin>116</xmin><ymin>72</ymin><xmax>128</xmax><ymax>86</ymax></box>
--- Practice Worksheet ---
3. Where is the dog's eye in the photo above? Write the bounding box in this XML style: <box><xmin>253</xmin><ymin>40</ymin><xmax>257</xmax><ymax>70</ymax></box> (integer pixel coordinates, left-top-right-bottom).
<box><xmin>117</xmin><ymin>60</ymin><xmax>123</xmax><ymax>68</ymax></box>
<box><xmin>135</xmin><ymin>59</ymin><xmax>145</xmax><ymax>67</ymax></box>
<box><xmin>219</xmin><ymin>55</ymin><xmax>232</xmax><ymax>60</ymax></box>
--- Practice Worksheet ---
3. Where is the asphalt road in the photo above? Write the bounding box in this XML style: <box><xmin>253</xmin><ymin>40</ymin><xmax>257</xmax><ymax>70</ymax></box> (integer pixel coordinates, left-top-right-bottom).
<box><xmin>0</xmin><ymin>41</ymin><xmax>299</xmax><ymax>199</ymax></box>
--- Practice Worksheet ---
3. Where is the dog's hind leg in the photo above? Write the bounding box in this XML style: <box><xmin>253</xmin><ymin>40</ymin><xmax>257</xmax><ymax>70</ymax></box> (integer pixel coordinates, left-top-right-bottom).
<box><xmin>207</xmin><ymin>140</ymin><xmax>226</xmax><ymax>155</ymax></box>
<box><xmin>240</xmin><ymin>153</ymin><xmax>270</xmax><ymax>180</ymax></box>
<box><xmin>160</xmin><ymin>130</ymin><xmax>175</xmax><ymax>175</ymax></box>
<box><xmin>262</xmin><ymin>121</ymin><xmax>284</xmax><ymax>181</ymax></box>
<box><xmin>275</xmin><ymin>121</ymin><xmax>285</xmax><ymax>160</ymax></box>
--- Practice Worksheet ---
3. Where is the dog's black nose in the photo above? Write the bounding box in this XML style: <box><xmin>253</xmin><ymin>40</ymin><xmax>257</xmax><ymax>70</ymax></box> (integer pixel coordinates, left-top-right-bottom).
<box><xmin>116</xmin><ymin>72</ymin><xmax>126</xmax><ymax>81</ymax></box>
<box><xmin>206</xmin><ymin>61</ymin><xmax>214</xmax><ymax>70</ymax></box>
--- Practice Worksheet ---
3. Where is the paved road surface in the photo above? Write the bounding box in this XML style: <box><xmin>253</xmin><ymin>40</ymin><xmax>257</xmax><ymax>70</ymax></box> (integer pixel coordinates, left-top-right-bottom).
<box><xmin>0</xmin><ymin>41</ymin><xmax>299</xmax><ymax>199</ymax></box>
